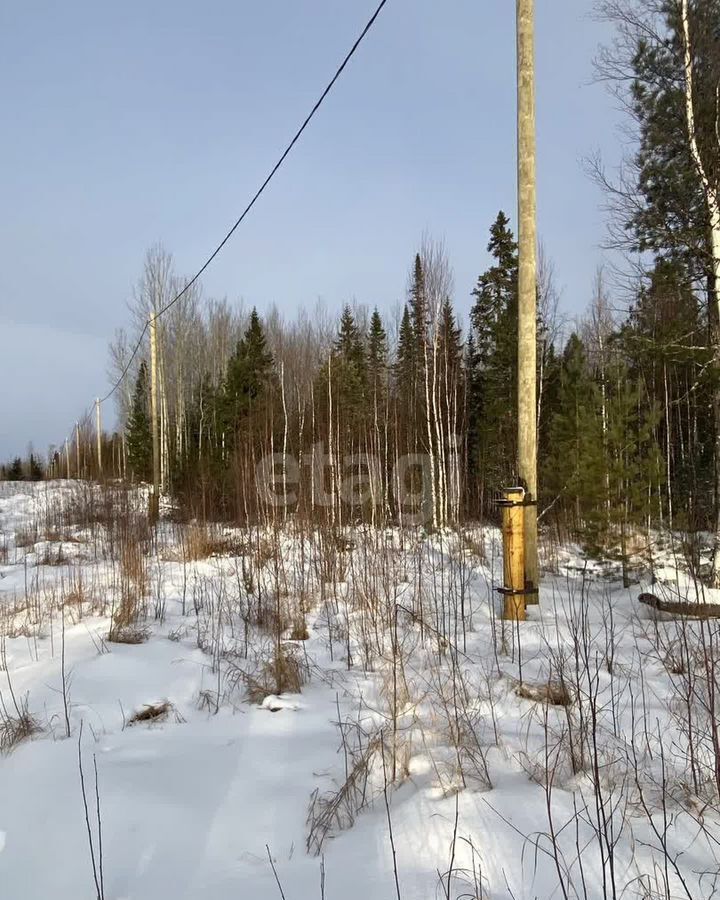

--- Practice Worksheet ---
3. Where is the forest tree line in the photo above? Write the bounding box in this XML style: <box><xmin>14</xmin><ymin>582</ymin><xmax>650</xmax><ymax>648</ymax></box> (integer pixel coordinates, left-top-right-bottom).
<box><xmin>55</xmin><ymin>209</ymin><xmax>710</xmax><ymax>558</ymax></box>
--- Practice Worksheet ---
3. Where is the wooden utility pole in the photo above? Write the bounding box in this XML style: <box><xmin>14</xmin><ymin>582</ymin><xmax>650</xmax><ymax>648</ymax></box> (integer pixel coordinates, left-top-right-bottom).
<box><xmin>65</xmin><ymin>438</ymin><xmax>70</xmax><ymax>480</ymax></box>
<box><xmin>149</xmin><ymin>311</ymin><xmax>160</xmax><ymax>523</ymax></box>
<box><xmin>501</xmin><ymin>486</ymin><xmax>526</xmax><ymax>621</ymax></box>
<box><xmin>95</xmin><ymin>398</ymin><xmax>102</xmax><ymax>476</ymax></box>
<box><xmin>516</xmin><ymin>0</ymin><xmax>539</xmax><ymax>600</ymax></box>
<box><xmin>75</xmin><ymin>421</ymin><xmax>81</xmax><ymax>479</ymax></box>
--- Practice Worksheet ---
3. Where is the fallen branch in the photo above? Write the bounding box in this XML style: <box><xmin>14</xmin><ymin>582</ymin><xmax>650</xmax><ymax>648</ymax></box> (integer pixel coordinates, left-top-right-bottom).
<box><xmin>638</xmin><ymin>592</ymin><xmax>720</xmax><ymax>619</ymax></box>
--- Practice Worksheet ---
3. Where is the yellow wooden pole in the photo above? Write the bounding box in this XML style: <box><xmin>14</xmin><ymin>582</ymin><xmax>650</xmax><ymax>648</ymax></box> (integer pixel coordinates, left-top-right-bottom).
<box><xmin>96</xmin><ymin>398</ymin><xmax>102</xmax><ymax>476</ymax></box>
<box><xmin>502</xmin><ymin>486</ymin><xmax>526</xmax><ymax>621</ymax></box>
<box><xmin>517</xmin><ymin>0</ymin><xmax>539</xmax><ymax>602</ymax></box>
<box><xmin>149</xmin><ymin>312</ymin><xmax>160</xmax><ymax>524</ymax></box>
<box><xmin>75</xmin><ymin>421</ymin><xmax>81</xmax><ymax>479</ymax></box>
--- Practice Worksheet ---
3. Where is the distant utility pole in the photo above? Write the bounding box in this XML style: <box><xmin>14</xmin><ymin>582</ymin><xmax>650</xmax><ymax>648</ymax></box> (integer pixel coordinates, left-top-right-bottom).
<box><xmin>95</xmin><ymin>398</ymin><xmax>102</xmax><ymax>475</ymax></box>
<box><xmin>75</xmin><ymin>421</ymin><xmax>81</xmax><ymax>480</ymax></box>
<box><xmin>149</xmin><ymin>312</ymin><xmax>160</xmax><ymax>523</ymax></box>
<box><xmin>65</xmin><ymin>438</ymin><xmax>70</xmax><ymax>480</ymax></box>
<box><xmin>516</xmin><ymin>0</ymin><xmax>539</xmax><ymax>600</ymax></box>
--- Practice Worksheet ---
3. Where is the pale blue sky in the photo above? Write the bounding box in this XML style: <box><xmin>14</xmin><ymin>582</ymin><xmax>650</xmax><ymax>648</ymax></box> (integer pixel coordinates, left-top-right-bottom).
<box><xmin>0</xmin><ymin>1</ymin><xmax>621</xmax><ymax>459</ymax></box>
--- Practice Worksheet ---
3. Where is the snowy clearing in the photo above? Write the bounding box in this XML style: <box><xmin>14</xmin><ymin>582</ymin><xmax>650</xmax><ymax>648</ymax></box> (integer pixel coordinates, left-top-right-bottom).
<box><xmin>0</xmin><ymin>481</ymin><xmax>719</xmax><ymax>899</ymax></box>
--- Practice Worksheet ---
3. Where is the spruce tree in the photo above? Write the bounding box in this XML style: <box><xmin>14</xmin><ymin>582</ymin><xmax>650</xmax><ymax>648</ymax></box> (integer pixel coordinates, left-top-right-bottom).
<box><xmin>28</xmin><ymin>453</ymin><xmax>43</xmax><ymax>481</ymax></box>
<box><xmin>619</xmin><ymin>258</ymin><xmax>712</xmax><ymax>529</ymax></box>
<box><xmin>7</xmin><ymin>457</ymin><xmax>23</xmax><ymax>481</ymax></box>
<box><xmin>467</xmin><ymin>212</ymin><xmax>519</xmax><ymax>498</ymax></box>
<box><xmin>409</xmin><ymin>254</ymin><xmax>429</xmax><ymax>362</ymax></box>
<box><xmin>367</xmin><ymin>307</ymin><xmax>388</xmax><ymax>391</ymax></box>
<box><xmin>329</xmin><ymin>304</ymin><xmax>369</xmax><ymax>431</ymax></box>
<box><xmin>544</xmin><ymin>334</ymin><xmax>604</xmax><ymax>539</ymax></box>
<box><xmin>408</xmin><ymin>255</ymin><xmax>430</xmax><ymax>440</ymax></box>
<box><xmin>126</xmin><ymin>361</ymin><xmax>152</xmax><ymax>481</ymax></box>
<box><xmin>395</xmin><ymin>305</ymin><xmax>415</xmax><ymax>402</ymax></box>
<box><xmin>603</xmin><ymin>354</ymin><xmax>663</xmax><ymax>579</ymax></box>
<box><xmin>437</xmin><ymin>297</ymin><xmax>464</xmax><ymax>428</ymax></box>
<box><xmin>219</xmin><ymin>308</ymin><xmax>275</xmax><ymax>452</ymax></box>
<box><xmin>437</xmin><ymin>298</ymin><xmax>463</xmax><ymax>375</ymax></box>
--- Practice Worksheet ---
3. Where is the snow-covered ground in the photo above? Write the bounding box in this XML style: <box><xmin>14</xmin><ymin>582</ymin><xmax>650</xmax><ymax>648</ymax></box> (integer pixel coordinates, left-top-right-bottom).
<box><xmin>0</xmin><ymin>480</ymin><xmax>719</xmax><ymax>899</ymax></box>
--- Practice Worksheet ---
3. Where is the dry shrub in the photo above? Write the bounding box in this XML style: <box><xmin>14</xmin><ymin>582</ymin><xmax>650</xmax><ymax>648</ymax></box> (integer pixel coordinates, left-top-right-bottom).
<box><xmin>424</xmin><ymin>665</ymin><xmax>493</xmax><ymax>793</ymax></box>
<box><xmin>306</xmin><ymin>730</ymin><xmax>384</xmax><ymax>855</ymax></box>
<box><xmin>316</xmin><ymin>532</ymin><xmax>348</xmax><ymax>585</ymax></box>
<box><xmin>108</xmin><ymin>625</ymin><xmax>150</xmax><ymax>645</ymax></box>
<box><xmin>64</xmin><ymin>589</ymin><xmax>86</xmax><ymax>608</ymax></box>
<box><xmin>127</xmin><ymin>700</ymin><xmax>182</xmax><ymax>726</ymax></box>
<box><xmin>5</xmin><ymin>619</ymin><xmax>44</xmax><ymax>640</ymax></box>
<box><xmin>229</xmin><ymin>644</ymin><xmax>305</xmax><ymax>704</ymax></box>
<box><xmin>120</xmin><ymin>534</ymin><xmax>147</xmax><ymax>594</ymax></box>
<box><xmin>57</xmin><ymin>482</ymin><xmax>119</xmax><ymax>530</ymax></box>
<box><xmin>0</xmin><ymin>701</ymin><xmax>42</xmax><ymax>754</ymax></box>
<box><xmin>37</xmin><ymin>543</ymin><xmax>70</xmax><ymax>567</ymax></box>
<box><xmin>253</xmin><ymin>538</ymin><xmax>276</xmax><ymax>568</ymax></box>
<box><xmin>267</xmin><ymin>644</ymin><xmax>304</xmax><ymax>695</ymax></box>
<box><xmin>248</xmin><ymin>594</ymin><xmax>290</xmax><ymax>635</ymax></box>
<box><xmin>14</xmin><ymin>528</ymin><xmax>37</xmax><ymax>549</ymax></box>
<box><xmin>183</xmin><ymin>523</ymin><xmax>245</xmax><ymax>560</ymax></box>
<box><xmin>112</xmin><ymin>598</ymin><xmax>142</xmax><ymax>633</ymax></box>
<box><xmin>232</xmin><ymin>668</ymin><xmax>271</xmax><ymax>705</ymax></box>
<box><xmin>42</xmin><ymin>528</ymin><xmax>82</xmax><ymax>544</ymax></box>
<box><xmin>460</xmin><ymin>530</ymin><xmax>486</xmax><ymax>564</ymax></box>
<box><xmin>290</xmin><ymin>619</ymin><xmax>310</xmax><ymax>641</ymax></box>
<box><xmin>197</xmin><ymin>689</ymin><xmax>219</xmax><ymax>712</ymax></box>
<box><xmin>516</xmin><ymin>679</ymin><xmax>572</xmax><ymax>707</ymax></box>
<box><xmin>111</xmin><ymin>525</ymin><xmax>148</xmax><ymax>632</ymax></box>
<box><xmin>332</xmin><ymin>532</ymin><xmax>356</xmax><ymax>553</ymax></box>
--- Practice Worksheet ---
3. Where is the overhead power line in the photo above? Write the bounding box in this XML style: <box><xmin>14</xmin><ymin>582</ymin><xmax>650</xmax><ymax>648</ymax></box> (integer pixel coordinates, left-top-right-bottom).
<box><xmin>100</xmin><ymin>0</ymin><xmax>389</xmax><ymax>405</ymax></box>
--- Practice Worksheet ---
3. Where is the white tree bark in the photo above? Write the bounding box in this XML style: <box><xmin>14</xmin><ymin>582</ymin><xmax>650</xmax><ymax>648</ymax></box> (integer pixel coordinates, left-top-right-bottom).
<box><xmin>680</xmin><ymin>0</ymin><xmax>720</xmax><ymax>581</ymax></box>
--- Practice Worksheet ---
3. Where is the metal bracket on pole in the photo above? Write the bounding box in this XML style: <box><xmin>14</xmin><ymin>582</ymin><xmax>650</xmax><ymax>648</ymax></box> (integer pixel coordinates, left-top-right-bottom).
<box><xmin>499</xmin><ymin>486</ymin><xmax>526</xmax><ymax>621</ymax></box>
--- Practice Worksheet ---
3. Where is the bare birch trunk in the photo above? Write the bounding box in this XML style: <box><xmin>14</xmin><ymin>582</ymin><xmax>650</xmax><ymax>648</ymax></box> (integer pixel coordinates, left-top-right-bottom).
<box><xmin>680</xmin><ymin>0</ymin><xmax>720</xmax><ymax>583</ymax></box>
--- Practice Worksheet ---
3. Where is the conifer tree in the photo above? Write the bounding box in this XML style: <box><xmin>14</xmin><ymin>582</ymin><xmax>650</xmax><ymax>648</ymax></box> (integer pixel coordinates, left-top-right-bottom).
<box><xmin>467</xmin><ymin>212</ymin><xmax>519</xmax><ymax>499</ymax></box>
<box><xmin>329</xmin><ymin>304</ymin><xmax>368</xmax><ymax>433</ymax></box>
<box><xmin>7</xmin><ymin>457</ymin><xmax>23</xmax><ymax>481</ymax></box>
<box><xmin>601</xmin><ymin>0</ymin><xmax>720</xmax><ymax>571</ymax></box>
<box><xmin>126</xmin><ymin>361</ymin><xmax>152</xmax><ymax>482</ymax></box>
<box><xmin>218</xmin><ymin>308</ymin><xmax>275</xmax><ymax>454</ymax></box>
<box><xmin>28</xmin><ymin>453</ymin><xmax>43</xmax><ymax>481</ymax></box>
<box><xmin>409</xmin><ymin>255</ymin><xmax>428</xmax><ymax>356</ymax></box>
<box><xmin>544</xmin><ymin>334</ymin><xmax>604</xmax><ymax>537</ymax></box>
<box><xmin>367</xmin><ymin>307</ymin><xmax>388</xmax><ymax>391</ymax></box>
<box><xmin>395</xmin><ymin>305</ymin><xmax>415</xmax><ymax>404</ymax></box>
<box><xmin>407</xmin><ymin>255</ymin><xmax>430</xmax><ymax>449</ymax></box>
<box><xmin>623</xmin><ymin>257</ymin><xmax>712</xmax><ymax>528</ymax></box>
<box><xmin>602</xmin><ymin>354</ymin><xmax>663</xmax><ymax>580</ymax></box>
